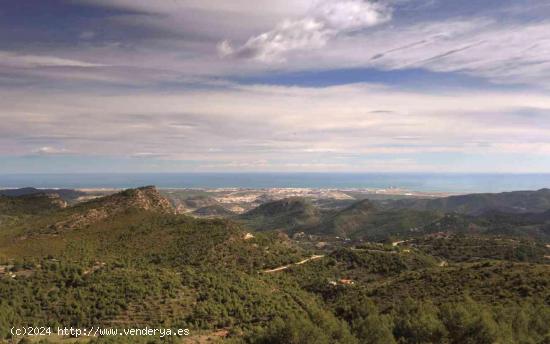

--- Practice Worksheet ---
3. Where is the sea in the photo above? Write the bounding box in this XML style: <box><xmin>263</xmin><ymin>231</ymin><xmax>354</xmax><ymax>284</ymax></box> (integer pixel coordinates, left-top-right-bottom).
<box><xmin>1</xmin><ymin>173</ymin><xmax>550</xmax><ymax>193</ymax></box>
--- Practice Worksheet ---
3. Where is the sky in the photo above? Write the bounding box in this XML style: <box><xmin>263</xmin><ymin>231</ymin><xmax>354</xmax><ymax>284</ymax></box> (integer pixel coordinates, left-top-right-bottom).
<box><xmin>2</xmin><ymin>0</ymin><xmax>550</xmax><ymax>173</ymax></box>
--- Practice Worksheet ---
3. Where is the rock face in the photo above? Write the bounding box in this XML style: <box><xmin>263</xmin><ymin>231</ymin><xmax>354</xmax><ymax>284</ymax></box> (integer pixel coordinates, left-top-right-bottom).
<box><xmin>42</xmin><ymin>193</ymin><xmax>69</xmax><ymax>209</ymax></box>
<box><xmin>52</xmin><ymin>186</ymin><xmax>174</xmax><ymax>231</ymax></box>
<box><xmin>114</xmin><ymin>186</ymin><xmax>175</xmax><ymax>213</ymax></box>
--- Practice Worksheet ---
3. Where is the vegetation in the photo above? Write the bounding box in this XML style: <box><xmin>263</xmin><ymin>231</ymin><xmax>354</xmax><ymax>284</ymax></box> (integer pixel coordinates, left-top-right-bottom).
<box><xmin>1</xmin><ymin>187</ymin><xmax>549</xmax><ymax>343</ymax></box>
<box><xmin>385</xmin><ymin>188</ymin><xmax>550</xmax><ymax>215</ymax></box>
<box><xmin>412</xmin><ymin>234</ymin><xmax>549</xmax><ymax>263</ymax></box>
<box><xmin>238</xmin><ymin>197</ymin><xmax>322</xmax><ymax>232</ymax></box>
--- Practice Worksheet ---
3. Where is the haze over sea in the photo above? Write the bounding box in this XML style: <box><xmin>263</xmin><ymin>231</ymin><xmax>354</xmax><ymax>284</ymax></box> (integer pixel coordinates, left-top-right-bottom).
<box><xmin>1</xmin><ymin>173</ymin><xmax>550</xmax><ymax>193</ymax></box>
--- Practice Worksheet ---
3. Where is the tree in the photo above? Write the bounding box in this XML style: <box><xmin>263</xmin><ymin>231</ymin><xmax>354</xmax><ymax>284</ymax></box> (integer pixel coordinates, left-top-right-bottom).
<box><xmin>394</xmin><ymin>299</ymin><xmax>447</xmax><ymax>343</ymax></box>
<box><xmin>353</xmin><ymin>314</ymin><xmax>396</xmax><ymax>344</ymax></box>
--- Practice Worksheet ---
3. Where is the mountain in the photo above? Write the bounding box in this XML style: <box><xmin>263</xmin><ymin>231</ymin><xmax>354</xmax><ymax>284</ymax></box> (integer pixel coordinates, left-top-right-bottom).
<box><xmin>421</xmin><ymin>209</ymin><xmax>550</xmax><ymax>242</ymax></box>
<box><xmin>0</xmin><ymin>185</ymin><xmax>174</xmax><ymax>236</ymax></box>
<box><xmin>160</xmin><ymin>190</ymin><xmax>221</xmax><ymax>213</ymax></box>
<box><xmin>1</xmin><ymin>187</ymin><xmax>352</xmax><ymax>342</ymax></box>
<box><xmin>0</xmin><ymin>193</ymin><xmax>67</xmax><ymax>216</ymax></box>
<box><xmin>47</xmin><ymin>185</ymin><xmax>174</xmax><ymax>232</ymax></box>
<box><xmin>314</xmin><ymin>199</ymin><xmax>440</xmax><ymax>240</ymax></box>
<box><xmin>77</xmin><ymin>185</ymin><xmax>174</xmax><ymax>213</ymax></box>
<box><xmin>238</xmin><ymin>197</ymin><xmax>322</xmax><ymax>231</ymax></box>
<box><xmin>0</xmin><ymin>187</ymin><xmax>85</xmax><ymax>202</ymax></box>
<box><xmin>1</xmin><ymin>186</ymin><xmax>549</xmax><ymax>343</ymax></box>
<box><xmin>239</xmin><ymin>192</ymin><xmax>550</xmax><ymax>242</ymax></box>
<box><xmin>240</xmin><ymin>198</ymin><xmax>440</xmax><ymax>240</ymax></box>
<box><xmin>0</xmin><ymin>186</ymin><xmax>306</xmax><ymax>267</ymax></box>
<box><xmin>385</xmin><ymin>188</ymin><xmax>550</xmax><ymax>215</ymax></box>
<box><xmin>316</xmin><ymin>199</ymin><xmax>376</xmax><ymax>237</ymax></box>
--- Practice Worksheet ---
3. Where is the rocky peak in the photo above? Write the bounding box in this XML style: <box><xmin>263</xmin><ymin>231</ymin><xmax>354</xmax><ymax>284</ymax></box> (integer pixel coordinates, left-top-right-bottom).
<box><xmin>97</xmin><ymin>186</ymin><xmax>174</xmax><ymax>214</ymax></box>
<box><xmin>51</xmin><ymin>186</ymin><xmax>174</xmax><ymax>232</ymax></box>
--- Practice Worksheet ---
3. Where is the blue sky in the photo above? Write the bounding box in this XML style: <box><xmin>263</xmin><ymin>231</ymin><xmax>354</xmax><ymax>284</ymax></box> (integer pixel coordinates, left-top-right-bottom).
<box><xmin>1</xmin><ymin>0</ymin><xmax>550</xmax><ymax>173</ymax></box>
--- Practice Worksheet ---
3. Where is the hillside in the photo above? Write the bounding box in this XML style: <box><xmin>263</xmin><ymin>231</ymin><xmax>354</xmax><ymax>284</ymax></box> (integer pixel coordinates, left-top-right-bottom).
<box><xmin>420</xmin><ymin>210</ymin><xmax>550</xmax><ymax>242</ymax></box>
<box><xmin>238</xmin><ymin>197</ymin><xmax>322</xmax><ymax>231</ymax></box>
<box><xmin>46</xmin><ymin>185</ymin><xmax>174</xmax><ymax>233</ymax></box>
<box><xmin>238</xmin><ymin>193</ymin><xmax>550</xmax><ymax>243</ymax></box>
<box><xmin>0</xmin><ymin>187</ymin><xmax>85</xmax><ymax>203</ymax></box>
<box><xmin>1</xmin><ymin>187</ymin><xmax>550</xmax><ymax>343</ymax></box>
<box><xmin>277</xmin><ymin>243</ymin><xmax>550</xmax><ymax>344</ymax></box>
<box><xmin>386</xmin><ymin>188</ymin><xmax>550</xmax><ymax>215</ymax></box>
<box><xmin>161</xmin><ymin>190</ymin><xmax>222</xmax><ymax>213</ymax></box>
<box><xmin>0</xmin><ymin>193</ymin><xmax>66</xmax><ymax>216</ymax></box>
<box><xmin>0</xmin><ymin>187</ymin><xmax>365</xmax><ymax>343</ymax></box>
<box><xmin>315</xmin><ymin>199</ymin><xmax>377</xmax><ymax>237</ymax></box>
<box><xmin>296</xmin><ymin>199</ymin><xmax>439</xmax><ymax>240</ymax></box>
<box><xmin>192</xmin><ymin>204</ymin><xmax>235</xmax><ymax>217</ymax></box>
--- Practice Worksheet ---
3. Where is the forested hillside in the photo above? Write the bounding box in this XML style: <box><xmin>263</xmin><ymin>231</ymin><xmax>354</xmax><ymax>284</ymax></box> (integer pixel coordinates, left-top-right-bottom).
<box><xmin>1</xmin><ymin>187</ymin><xmax>549</xmax><ymax>343</ymax></box>
<box><xmin>383</xmin><ymin>188</ymin><xmax>550</xmax><ymax>215</ymax></box>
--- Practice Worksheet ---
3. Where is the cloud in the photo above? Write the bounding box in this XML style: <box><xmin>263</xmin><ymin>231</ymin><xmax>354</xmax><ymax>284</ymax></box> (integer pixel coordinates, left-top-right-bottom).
<box><xmin>79</xmin><ymin>31</ymin><xmax>96</xmax><ymax>40</ymax></box>
<box><xmin>3</xmin><ymin>0</ymin><xmax>549</xmax><ymax>89</ymax></box>
<box><xmin>316</xmin><ymin>0</ymin><xmax>391</xmax><ymax>30</ymax></box>
<box><xmin>0</xmin><ymin>51</ymin><xmax>104</xmax><ymax>68</ymax></box>
<box><xmin>33</xmin><ymin>146</ymin><xmax>70</xmax><ymax>155</ymax></box>
<box><xmin>361</xmin><ymin>19</ymin><xmax>550</xmax><ymax>87</ymax></box>
<box><xmin>219</xmin><ymin>0</ymin><xmax>391</xmax><ymax>62</ymax></box>
<box><xmin>3</xmin><ymin>0</ymin><xmax>550</xmax><ymax>173</ymax></box>
<box><xmin>2</xmin><ymin>82</ymin><xmax>550</xmax><ymax>172</ymax></box>
<box><xmin>218</xmin><ymin>19</ymin><xmax>329</xmax><ymax>62</ymax></box>
<box><xmin>277</xmin><ymin>16</ymin><xmax>550</xmax><ymax>88</ymax></box>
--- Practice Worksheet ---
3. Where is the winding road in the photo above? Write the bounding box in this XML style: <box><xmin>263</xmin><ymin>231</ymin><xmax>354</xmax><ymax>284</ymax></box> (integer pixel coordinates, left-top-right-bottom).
<box><xmin>261</xmin><ymin>255</ymin><xmax>325</xmax><ymax>273</ymax></box>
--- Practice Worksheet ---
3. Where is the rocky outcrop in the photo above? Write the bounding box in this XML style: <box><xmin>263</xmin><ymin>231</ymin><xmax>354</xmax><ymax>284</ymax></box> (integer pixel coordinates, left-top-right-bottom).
<box><xmin>51</xmin><ymin>186</ymin><xmax>174</xmax><ymax>231</ymax></box>
<box><xmin>113</xmin><ymin>186</ymin><xmax>174</xmax><ymax>213</ymax></box>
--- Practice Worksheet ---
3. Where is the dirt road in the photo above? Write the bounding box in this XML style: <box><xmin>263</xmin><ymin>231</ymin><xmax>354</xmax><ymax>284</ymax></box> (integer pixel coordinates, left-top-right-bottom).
<box><xmin>261</xmin><ymin>255</ymin><xmax>325</xmax><ymax>273</ymax></box>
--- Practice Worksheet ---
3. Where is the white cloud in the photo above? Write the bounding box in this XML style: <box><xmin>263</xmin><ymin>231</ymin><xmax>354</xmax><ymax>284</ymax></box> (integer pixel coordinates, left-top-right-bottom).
<box><xmin>3</xmin><ymin>0</ymin><xmax>550</xmax><ymax>173</ymax></box>
<box><xmin>0</xmin><ymin>51</ymin><xmax>104</xmax><ymax>68</ymax></box>
<box><xmin>2</xmin><ymin>82</ymin><xmax>550</xmax><ymax>172</ymax></box>
<box><xmin>34</xmin><ymin>146</ymin><xmax>70</xmax><ymax>155</ymax></box>
<box><xmin>361</xmin><ymin>19</ymin><xmax>550</xmax><ymax>87</ymax></box>
<box><xmin>218</xmin><ymin>18</ymin><xmax>329</xmax><ymax>62</ymax></box>
<box><xmin>266</xmin><ymin>17</ymin><xmax>550</xmax><ymax>88</ymax></box>
<box><xmin>3</xmin><ymin>1</ymin><xmax>549</xmax><ymax>89</ymax></box>
<box><xmin>316</xmin><ymin>0</ymin><xmax>391</xmax><ymax>31</ymax></box>
<box><xmin>219</xmin><ymin>0</ymin><xmax>391</xmax><ymax>62</ymax></box>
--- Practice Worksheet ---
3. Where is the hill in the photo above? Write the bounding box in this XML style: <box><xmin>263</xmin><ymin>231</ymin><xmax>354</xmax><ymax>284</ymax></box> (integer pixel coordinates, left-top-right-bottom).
<box><xmin>192</xmin><ymin>204</ymin><xmax>235</xmax><ymax>217</ymax></box>
<box><xmin>0</xmin><ymin>187</ymin><xmax>85</xmax><ymax>203</ymax></box>
<box><xmin>0</xmin><ymin>187</ymin><xmax>360</xmax><ymax>343</ymax></box>
<box><xmin>238</xmin><ymin>197</ymin><xmax>322</xmax><ymax>231</ymax></box>
<box><xmin>160</xmin><ymin>190</ymin><xmax>221</xmax><ymax>213</ymax></box>
<box><xmin>0</xmin><ymin>193</ymin><xmax>66</xmax><ymax>216</ymax></box>
<box><xmin>278</xmin><ymin>244</ymin><xmax>550</xmax><ymax>344</ymax></box>
<box><xmin>1</xmin><ymin>186</ymin><xmax>550</xmax><ymax>343</ymax></box>
<box><xmin>47</xmin><ymin>185</ymin><xmax>174</xmax><ymax>232</ymax></box>
<box><xmin>239</xmin><ymin>194</ymin><xmax>550</xmax><ymax>242</ymax></box>
<box><xmin>308</xmin><ymin>199</ymin><xmax>440</xmax><ymax>240</ymax></box>
<box><xmin>316</xmin><ymin>199</ymin><xmax>376</xmax><ymax>237</ymax></box>
<box><xmin>386</xmin><ymin>188</ymin><xmax>550</xmax><ymax>215</ymax></box>
<box><xmin>415</xmin><ymin>209</ymin><xmax>550</xmax><ymax>242</ymax></box>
